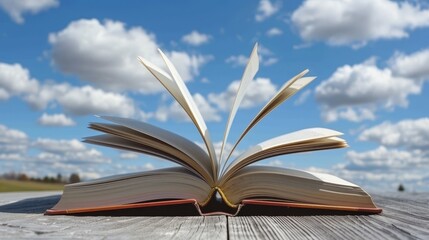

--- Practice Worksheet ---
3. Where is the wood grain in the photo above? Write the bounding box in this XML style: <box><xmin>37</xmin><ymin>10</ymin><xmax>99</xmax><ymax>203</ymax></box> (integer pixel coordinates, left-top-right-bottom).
<box><xmin>229</xmin><ymin>193</ymin><xmax>429</xmax><ymax>240</ymax></box>
<box><xmin>0</xmin><ymin>192</ymin><xmax>428</xmax><ymax>239</ymax></box>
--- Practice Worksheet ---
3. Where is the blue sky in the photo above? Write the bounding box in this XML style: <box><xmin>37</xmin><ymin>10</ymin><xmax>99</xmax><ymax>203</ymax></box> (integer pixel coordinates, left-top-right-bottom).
<box><xmin>0</xmin><ymin>0</ymin><xmax>428</xmax><ymax>191</ymax></box>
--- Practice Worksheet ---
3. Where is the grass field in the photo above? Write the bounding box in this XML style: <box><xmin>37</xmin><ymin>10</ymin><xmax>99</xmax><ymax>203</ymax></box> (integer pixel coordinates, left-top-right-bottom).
<box><xmin>0</xmin><ymin>179</ymin><xmax>64</xmax><ymax>192</ymax></box>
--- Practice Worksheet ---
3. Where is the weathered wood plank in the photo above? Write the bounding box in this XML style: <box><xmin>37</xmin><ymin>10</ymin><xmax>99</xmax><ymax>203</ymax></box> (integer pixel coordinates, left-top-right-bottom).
<box><xmin>1</xmin><ymin>192</ymin><xmax>428</xmax><ymax>239</ymax></box>
<box><xmin>228</xmin><ymin>193</ymin><xmax>429</xmax><ymax>240</ymax></box>
<box><xmin>0</xmin><ymin>192</ymin><xmax>227</xmax><ymax>239</ymax></box>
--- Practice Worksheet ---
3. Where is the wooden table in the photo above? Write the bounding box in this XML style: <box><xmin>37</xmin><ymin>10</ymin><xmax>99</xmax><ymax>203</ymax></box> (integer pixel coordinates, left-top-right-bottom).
<box><xmin>0</xmin><ymin>191</ymin><xmax>428</xmax><ymax>239</ymax></box>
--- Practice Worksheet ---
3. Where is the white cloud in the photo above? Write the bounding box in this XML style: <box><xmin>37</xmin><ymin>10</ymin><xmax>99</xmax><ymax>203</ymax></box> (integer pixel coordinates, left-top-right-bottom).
<box><xmin>345</xmin><ymin>146</ymin><xmax>428</xmax><ymax>171</ymax></box>
<box><xmin>265</xmin><ymin>159</ymin><xmax>283</xmax><ymax>167</ymax></box>
<box><xmin>263</xmin><ymin>57</ymin><xmax>278</xmax><ymax>66</ymax></box>
<box><xmin>119</xmin><ymin>151</ymin><xmax>139</xmax><ymax>159</ymax></box>
<box><xmin>182</xmin><ymin>30</ymin><xmax>211</xmax><ymax>46</ymax></box>
<box><xmin>294</xmin><ymin>89</ymin><xmax>311</xmax><ymax>105</ymax></box>
<box><xmin>34</xmin><ymin>138</ymin><xmax>86</xmax><ymax>153</ymax></box>
<box><xmin>34</xmin><ymin>138</ymin><xmax>110</xmax><ymax>164</ymax></box>
<box><xmin>209</xmin><ymin>77</ymin><xmax>277</xmax><ymax>111</ymax></box>
<box><xmin>389</xmin><ymin>48</ymin><xmax>429</xmax><ymax>81</ymax></box>
<box><xmin>25</xmin><ymin>83</ymin><xmax>138</xmax><ymax>117</ymax></box>
<box><xmin>56</xmin><ymin>85</ymin><xmax>136</xmax><ymax>116</ymax></box>
<box><xmin>0</xmin><ymin>61</ymin><xmax>141</xmax><ymax>118</ymax></box>
<box><xmin>225</xmin><ymin>55</ymin><xmax>249</xmax><ymax>67</ymax></box>
<box><xmin>155</xmin><ymin>93</ymin><xmax>221</xmax><ymax>122</ymax></box>
<box><xmin>291</xmin><ymin>0</ymin><xmax>429</xmax><ymax>47</ymax></box>
<box><xmin>332</xmin><ymin>164</ymin><xmax>429</xmax><ymax>192</ymax></box>
<box><xmin>359</xmin><ymin>118</ymin><xmax>429</xmax><ymax>150</ymax></box>
<box><xmin>49</xmin><ymin>19</ymin><xmax>211</xmax><ymax>93</ymax></box>
<box><xmin>266</xmin><ymin>27</ymin><xmax>283</xmax><ymax>37</ymax></box>
<box><xmin>0</xmin><ymin>124</ymin><xmax>166</xmax><ymax>179</ymax></box>
<box><xmin>315</xmin><ymin>58</ymin><xmax>422</xmax><ymax>122</ymax></box>
<box><xmin>0</xmin><ymin>0</ymin><xmax>58</xmax><ymax>24</ymax></box>
<box><xmin>255</xmin><ymin>0</ymin><xmax>280</xmax><ymax>22</ymax></box>
<box><xmin>38</xmin><ymin>113</ymin><xmax>76</xmax><ymax>126</ymax></box>
<box><xmin>327</xmin><ymin>117</ymin><xmax>429</xmax><ymax>192</ymax></box>
<box><xmin>201</xmin><ymin>77</ymin><xmax>210</xmax><ymax>83</ymax></box>
<box><xmin>0</xmin><ymin>124</ymin><xmax>28</xmax><ymax>154</ymax></box>
<box><xmin>0</xmin><ymin>62</ymin><xmax>39</xmax><ymax>100</ymax></box>
<box><xmin>0</xmin><ymin>123</ymin><xmax>111</xmax><ymax>172</ymax></box>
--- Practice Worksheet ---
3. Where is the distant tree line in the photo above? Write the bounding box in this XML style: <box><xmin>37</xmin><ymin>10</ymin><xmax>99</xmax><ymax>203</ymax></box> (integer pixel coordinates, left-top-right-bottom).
<box><xmin>0</xmin><ymin>172</ymin><xmax>81</xmax><ymax>184</ymax></box>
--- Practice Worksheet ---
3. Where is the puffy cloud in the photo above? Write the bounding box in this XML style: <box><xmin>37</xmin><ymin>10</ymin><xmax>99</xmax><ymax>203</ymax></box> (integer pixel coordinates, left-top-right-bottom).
<box><xmin>315</xmin><ymin>58</ymin><xmax>421</xmax><ymax>122</ymax></box>
<box><xmin>33</xmin><ymin>138</ymin><xmax>86</xmax><ymax>153</ymax></box>
<box><xmin>326</xmin><ymin>117</ymin><xmax>429</xmax><ymax>192</ymax></box>
<box><xmin>266</xmin><ymin>27</ymin><xmax>283</xmax><ymax>37</ymax></box>
<box><xmin>182</xmin><ymin>31</ymin><xmax>211</xmax><ymax>46</ymax></box>
<box><xmin>255</xmin><ymin>0</ymin><xmax>280</xmax><ymax>22</ymax></box>
<box><xmin>359</xmin><ymin>118</ymin><xmax>429</xmax><ymax>150</ymax></box>
<box><xmin>33</xmin><ymin>138</ymin><xmax>110</xmax><ymax>164</ymax></box>
<box><xmin>119</xmin><ymin>151</ymin><xmax>139</xmax><ymax>159</ymax></box>
<box><xmin>208</xmin><ymin>78</ymin><xmax>277</xmax><ymax>111</ymax></box>
<box><xmin>0</xmin><ymin>61</ymin><xmax>141</xmax><ymax>117</ymax></box>
<box><xmin>0</xmin><ymin>124</ymin><xmax>111</xmax><ymax>177</ymax></box>
<box><xmin>345</xmin><ymin>146</ymin><xmax>428</xmax><ymax>171</ymax></box>
<box><xmin>49</xmin><ymin>19</ymin><xmax>211</xmax><ymax>93</ymax></box>
<box><xmin>389</xmin><ymin>48</ymin><xmax>429</xmax><ymax>81</ymax></box>
<box><xmin>0</xmin><ymin>0</ymin><xmax>58</xmax><ymax>24</ymax></box>
<box><xmin>25</xmin><ymin>83</ymin><xmax>138</xmax><ymax>117</ymax></box>
<box><xmin>225</xmin><ymin>55</ymin><xmax>249</xmax><ymax>67</ymax></box>
<box><xmin>0</xmin><ymin>63</ymin><xmax>39</xmax><ymax>100</ymax></box>
<box><xmin>291</xmin><ymin>0</ymin><xmax>429</xmax><ymax>47</ymax></box>
<box><xmin>38</xmin><ymin>113</ymin><xmax>76</xmax><ymax>126</ymax></box>
<box><xmin>155</xmin><ymin>93</ymin><xmax>221</xmax><ymax>122</ymax></box>
<box><xmin>0</xmin><ymin>124</ymin><xmax>28</xmax><ymax>154</ymax></box>
<box><xmin>331</xmin><ymin>164</ymin><xmax>429</xmax><ymax>192</ymax></box>
<box><xmin>56</xmin><ymin>85</ymin><xmax>136</xmax><ymax>116</ymax></box>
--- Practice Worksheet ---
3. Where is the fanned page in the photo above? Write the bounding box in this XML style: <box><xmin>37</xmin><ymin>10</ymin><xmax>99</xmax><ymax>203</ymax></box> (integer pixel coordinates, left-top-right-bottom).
<box><xmin>87</xmin><ymin>116</ymin><xmax>214</xmax><ymax>186</ymax></box>
<box><xmin>220</xmin><ymin>128</ymin><xmax>347</xmax><ymax>184</ymax></box>
<box><xmin>219</xmin><ymin>43</ymin><xmax>259</xmax><ymax>170</ymax></box>
<box><xmin>224</xmin><ymin>70</ymin><xmax>316</xmax><ymax>163</ymax></box>
<box><xmin>84</xmin><ymin>134</ymin><xmax>204</xmax><ymax>178</ymax></box>
<box><xmin>138</xmin><ymin>52</ymin><xmax>218</xmax><ymax>180</ymax></box>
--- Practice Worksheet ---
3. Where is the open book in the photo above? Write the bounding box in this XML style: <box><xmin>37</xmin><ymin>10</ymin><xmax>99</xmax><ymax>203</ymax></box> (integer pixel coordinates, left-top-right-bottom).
<box><xmin>46</xmin><ymin>44</ymin><xmax>381</xmax><ymax>216</ymax></box>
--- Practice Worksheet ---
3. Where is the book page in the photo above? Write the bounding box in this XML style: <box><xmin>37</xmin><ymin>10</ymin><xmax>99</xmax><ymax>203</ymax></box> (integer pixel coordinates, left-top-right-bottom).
<box><xmin>96</xmin><ymin>117</ymin><xmax>215</xmax><ymax>185</ymax></box>
<box><xmin>53</xmin><ymin>167</ymin><xmax>211</xmax><ymax>211</ymax></box>
<box><xmin>219</xmin><ymin>43</ymin><xmax>259</xmax><ymax>171</ymax></box>
<box><xmin>219</xmin><ymin>165</ymin><xmax>376</xmax><ymax>209</ymax></box>
<box><xmin>139</xmin><ymin>53</ymin><xmax>218</xmax><ymax>180</ymax></box>
<box><xmin>84</xmin><ymin>134</ymin><xmax>205</xmax><ymax>179</ymax></box>
<box><xmin>224</xmin><ymin>70</ymin><xmax>315</xmax><ymax>163</ymax></box>
<box><xmin>220</xmin><ymin>128</ymin><xmax>346</xmax><ymax>183</ymax></box>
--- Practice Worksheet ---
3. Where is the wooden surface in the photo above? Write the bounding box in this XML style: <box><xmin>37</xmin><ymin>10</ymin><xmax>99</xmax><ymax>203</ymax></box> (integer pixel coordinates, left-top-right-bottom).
<box><xmin>0</xmin><ymin>192</ymin><xmax>428</xmax><ymax>239</ymax></box>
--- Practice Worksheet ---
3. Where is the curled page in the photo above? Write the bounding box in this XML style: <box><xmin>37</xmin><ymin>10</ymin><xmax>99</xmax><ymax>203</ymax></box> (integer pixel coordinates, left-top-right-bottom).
<box><xmin>220</xmin><ymin>128</ymin><xmax>346</xmax><ymax>184</ymax></box>
<box><xmin>223</xmin><ymin>70</ymin><xmax>316</xmax><ymax>168</ymax></box>
<box><xmin>84</xmin><ymin>134</ymin><xmax>207</xmax><ymax>181</ymax></box>
<box><xmin>139</xmin><ymin>53</ymin><xmax>218</xmax><ymax>181</ymax></box>
<box><xmin>219</xmin><ymin>43</ymin><xmax>259</xmax><ymax>171</ymax></box>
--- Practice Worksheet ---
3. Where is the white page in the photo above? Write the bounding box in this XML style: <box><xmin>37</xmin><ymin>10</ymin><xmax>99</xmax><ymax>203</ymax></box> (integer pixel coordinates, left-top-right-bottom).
<box><xmin>157</xmin><ymin>50</ymin><xmax>217</xmax><ymax>172</ymax></box>
<box><xmin>224</xmin><ymin>70</ymin><xmax>315</xmax><ymax>164</ymax></box>
<box><xmin>219</xmin><ymin>43</ymin><xmax>259</xmax><ymax>171</ymax></box>
<box><xmin>138</xmin><ymin>56</ymin><xmax>186</xmax><ymax>112</ymax></box>
<box><xmin>221</xmin><ymin>128</ymin><xmax>344</xmax><ymax>178</ymax></box>
<box><xmin>84</xmin><ymin>134</ymin><xmax>199</xmax><ymax>173</ymax></box>
<box><xmin>99</xmin><ymin>116</ymin><xmax>211</xmax><ymax>168</ymax></box>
